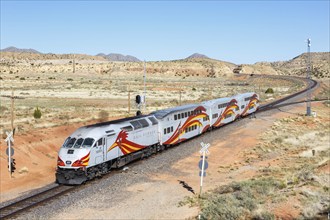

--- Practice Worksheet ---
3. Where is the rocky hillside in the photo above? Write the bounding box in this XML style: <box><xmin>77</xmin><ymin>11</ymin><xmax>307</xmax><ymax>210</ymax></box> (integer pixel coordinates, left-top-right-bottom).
<box><xmin>270</xmin><ymin>52</ymin><xmax>329</xmax><ymax>79</ymax></box>
<box><xmin>237</xmin><ymin>52</ymin><xmax>329</xmax><ymax>79</ymax></box>
<box><xmin>0</xmin><ymin>50</ymin><xmax>236</xmax><ymax>78</ymax></box>
<box><xmin>1</xmin><ymin>47</ymin><xmax>328</xmax><ymax>79</ymax></box>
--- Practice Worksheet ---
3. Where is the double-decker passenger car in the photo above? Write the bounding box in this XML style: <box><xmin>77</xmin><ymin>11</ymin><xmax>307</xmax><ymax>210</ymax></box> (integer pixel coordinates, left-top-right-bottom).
<box><xmin>56</xmin><ymin>92</ymin><xmax>259</xmax><ymax>184</ymax></box>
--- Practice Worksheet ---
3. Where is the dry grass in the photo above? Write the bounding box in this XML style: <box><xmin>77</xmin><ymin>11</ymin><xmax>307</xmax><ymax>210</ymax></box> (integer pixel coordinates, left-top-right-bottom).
<box><xmin>0</xmin><ymin>61</ymin><xmax>304</xmax><ymax>137</ymax></box>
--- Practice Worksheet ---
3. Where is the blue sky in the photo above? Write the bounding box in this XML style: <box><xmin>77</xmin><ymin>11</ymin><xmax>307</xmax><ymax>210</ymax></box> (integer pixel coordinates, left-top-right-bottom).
<box><xmin>0</xmin><ymin>1</ymin><xmax>329</xmax><ymax>64</ymax></box>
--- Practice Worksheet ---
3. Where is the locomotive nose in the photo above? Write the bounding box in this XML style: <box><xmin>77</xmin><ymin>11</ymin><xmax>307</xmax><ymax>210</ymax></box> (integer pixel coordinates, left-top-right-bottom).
<box><xmin>58</xmin><ymin>148</ymin><xmax>90</xmax><ymax>167</ymax></box>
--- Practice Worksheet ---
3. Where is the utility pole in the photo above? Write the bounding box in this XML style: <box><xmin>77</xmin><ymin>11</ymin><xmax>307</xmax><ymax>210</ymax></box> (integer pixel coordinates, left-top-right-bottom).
<box><xmin>1</xmin><ymin>90</ymin><xmax>24</xmax><ymax>131</ymax></box>
<box><xmin>179</xmin><ymin>90</ymin><xmax>182</xmax><ymax>105</ymax></box>
<box><xmin>143</xmin><ymin>60</ymin><xmax>146</xmax><ymax>111</ymax></box>
<box><xmin>1</xmin><ymin>90</ymin><xmax>23</xmax><ymax>178</ymax></box>
<box><xmin>11</xmin><ymin>90</ymin><xmax>14</xmax><ymax>131</ymax></box>
<box><xmin>73</xmin><ymin>54</ymin><xmax>76</xmax><ymax>73</ymax></box>
<box><xmin>306</xmin><ymin>38</ymin><xmax>312</xmax><ymax>116</ymax></box>
<box><xmin>128</xmin><ymin>82</ymin><xmax>131</xmax><ymax>115</ymax></box>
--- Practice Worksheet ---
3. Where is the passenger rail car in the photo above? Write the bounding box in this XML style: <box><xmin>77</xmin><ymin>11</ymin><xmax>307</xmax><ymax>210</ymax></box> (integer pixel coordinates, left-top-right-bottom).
<box><xmin>56</xmin><ymin>92</ymin><xmax>259</xmax><ymax>184</ymax></box>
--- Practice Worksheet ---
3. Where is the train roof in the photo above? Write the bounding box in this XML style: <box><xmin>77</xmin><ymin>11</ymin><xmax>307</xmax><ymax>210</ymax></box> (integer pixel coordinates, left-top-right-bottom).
<box><xmin>151</xmin><ymin>103</ymin><xmax>199</xmax><ymax>119</ymax></box>
<box><xmin>202</xmin><ymin>97</ymin><xmax>231</xmax><ymax>106</ymax></box>
<box><xmin>85</xmin><ymin>115</ymin><xmax>149</xmax><ymax>128</ymax></box>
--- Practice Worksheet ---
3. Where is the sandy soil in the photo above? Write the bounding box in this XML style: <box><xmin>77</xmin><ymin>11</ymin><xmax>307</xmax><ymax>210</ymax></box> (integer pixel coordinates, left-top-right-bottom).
<box><xmin>0</xmin><ymin>76</ymin><xmax>328</xmax><ymax>219</ymax></box>
<box><xmin>48</xmin><ymin>100</ymin><xmax>329</xmax><ymax>220</ymax></box>
<box><xmin>2</xmin><ymin>99</ymin><xmax>328</xmax><ymax>219</ymax></box>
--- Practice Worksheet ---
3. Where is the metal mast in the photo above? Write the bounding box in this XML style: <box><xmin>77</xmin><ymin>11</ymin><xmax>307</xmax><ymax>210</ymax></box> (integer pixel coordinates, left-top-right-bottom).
<box><xmin>306</xmin><ymin>38</ymin><xmax>312</xmax><ymax>116</ymax></box>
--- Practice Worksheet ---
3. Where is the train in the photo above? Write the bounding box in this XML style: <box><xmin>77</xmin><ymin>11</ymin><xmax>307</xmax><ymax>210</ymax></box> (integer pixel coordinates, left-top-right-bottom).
<box><xmin>56</xmin><ymin>92</ymin><xmax>259</xmax><ymax>184</ymax></box>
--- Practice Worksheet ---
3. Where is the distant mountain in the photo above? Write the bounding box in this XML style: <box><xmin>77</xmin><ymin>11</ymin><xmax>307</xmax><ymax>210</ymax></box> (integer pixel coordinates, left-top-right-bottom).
<box><xmin>96</xmin><ymin>53</ymin><xmax>140</xmax><ymax>62</ymax></box>
<box><xmin>1</xmin><ymin>46</ymin><xmax>42</xmax><ymax>54</ymax></box>
<box><xmin>185</xmin><ymin>53</ymin><xmax>209</xmax><ymax>59</ymax></box>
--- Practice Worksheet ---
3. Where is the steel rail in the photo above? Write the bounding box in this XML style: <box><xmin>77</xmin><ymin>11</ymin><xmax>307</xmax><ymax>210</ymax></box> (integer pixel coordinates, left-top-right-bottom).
<box><xmin>257</xmin><ymin>77</ymin><xmax>318</xmax><ymax>112</ymax></box>
<box><xmin>0</xmin><ymin>185</ymin><xmax>74</xmax><ymax>219</ymax></box>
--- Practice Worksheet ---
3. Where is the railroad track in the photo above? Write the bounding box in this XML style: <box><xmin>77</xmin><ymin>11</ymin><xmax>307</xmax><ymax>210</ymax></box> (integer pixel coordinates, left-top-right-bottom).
<box><xmin>0</xmin><ymin>76</ymin><xmax>320</xmax><ymax>219</ymax></box>
<box><xmin>258</xmin><ymin>77</ymin><xmax>318</xmax><ymax>112</ymax></box>
<box><xmin>0</xmin><ymin>185</ymin><xmax>74</xmax><ymax>219</ymax></box>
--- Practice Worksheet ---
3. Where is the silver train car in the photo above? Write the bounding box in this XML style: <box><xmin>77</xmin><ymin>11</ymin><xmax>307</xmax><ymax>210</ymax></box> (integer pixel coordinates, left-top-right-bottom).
<box><xmin>56</xmin><ymin>92</ymin><xmax>259</xmax><ymax>184</ymax></box>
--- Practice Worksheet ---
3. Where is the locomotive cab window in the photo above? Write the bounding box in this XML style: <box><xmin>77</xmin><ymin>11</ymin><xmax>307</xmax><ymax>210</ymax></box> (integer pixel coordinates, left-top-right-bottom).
<box><xmin>62</xmin><ymin>137</ymin><xmax>71</xmax><ymax>148</ymax></box>
<box><xmin>63</xmin><ymin>137</ymin><xmax>76</xmax><ymax>148</ymax></box>
<box><xmin>73</xmin><ymin>138</ymin><xmax>84</xmax><ymax>148</ymax></box>
<box><xmin>82</xmin><ymin>138</ymin><xmax>95</xmax><ymax>148</ymax></box>
<box><xmin>96</xmin><ymin>138</ymin><xmax>103</xmax><ymax>147</ymax></box>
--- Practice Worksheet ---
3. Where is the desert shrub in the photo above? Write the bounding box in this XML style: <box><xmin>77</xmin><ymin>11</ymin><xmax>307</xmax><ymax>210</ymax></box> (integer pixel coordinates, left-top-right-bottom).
<box><xmin>98</xmin><ymin>110</ymin><xmax>109</xmax><ymax>120</ymax></box>
<box><xmin>252</xmin><ymin>211</ymin><xmax>275</xmax><ymax>220</ymax></box>
<box><xmin>20</xmin><ymin>77</ymin><xmax>25</xmax><ymax>80</ymax></box>
<box><xmin>33</xmin><ymin>107</ymin><xmax>42</xmax><ymax>119</ymax></box>
<box><xmin>0</xmin><ymin>106</ymin><xmax>9</xmax><ymax>113</ymax></box>
<box><xmin>198</xmin><ymin>178</ymin><xmax>281</xmax><ymax>219</ymax></box>
<box><xmin>265</xmin><ymin>88</ymin><xmax>274</xmax><ymax>94</ymax></box>
<box><xmin>192</xmin><ymin>87</ymin><xmax>196</xmax><ymax>91</ymax></box>
<box><xmin>67</xmin><ymin>78</ymin><xmax>73</xmax><ymax>81</ymax></box>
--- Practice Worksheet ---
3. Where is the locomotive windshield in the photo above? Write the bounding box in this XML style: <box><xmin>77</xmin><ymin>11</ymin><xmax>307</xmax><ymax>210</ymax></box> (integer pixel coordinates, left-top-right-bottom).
<box><xmin>63</xmin><ymin>137</ymin><xmax>76</xmax><ymax>148</ymax></box>
<box><xmin>62</xmin><ymin>137</ymin><xmax>95</xmax><ymax>148</ymax></box>
<box><xmin>81</xmin><ymin>138</ymin><xmax>95</xmax><ymax>148</ymax></box>
<box><xmin>73</xmin><ymin>138</ymin><xmax>84</xmax><ymax>148</ymax></box>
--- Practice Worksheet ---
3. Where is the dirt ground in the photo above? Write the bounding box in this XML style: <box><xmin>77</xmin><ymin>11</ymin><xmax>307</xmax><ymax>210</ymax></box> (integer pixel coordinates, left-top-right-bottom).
<box><xmin>49</xmin><ymin>100</ymin><xmax>329</xmax><ymax>220</ymax></box>
<box><xmin>1</xmin><ymin>99</ymin><xmax>328</xmax><ymax>219</ymax></box>
<box><xmin>1</xmin><ymin>78</ymin><xmax>329</xmax><ymax>219</ymax></box>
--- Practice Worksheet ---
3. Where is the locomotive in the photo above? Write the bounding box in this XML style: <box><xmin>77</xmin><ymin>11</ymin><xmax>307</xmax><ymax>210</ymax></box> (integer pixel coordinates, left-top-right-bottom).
<box><xmin>56</xmin><ymin>92</ymin><xmax>259</xmax><ymax>184</ymax></box>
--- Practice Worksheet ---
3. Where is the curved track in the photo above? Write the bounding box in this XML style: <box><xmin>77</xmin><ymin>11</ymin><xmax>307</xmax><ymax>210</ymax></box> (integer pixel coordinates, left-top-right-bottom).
<box><xmin>0</xmin><ymin>76</ymin><xmax>319</xmax><ymax>219</ymax></box>
<box><xmin>258</xmin><ymin>76</ymin><xmax>318</xmax><ymax>112</ymax></box>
